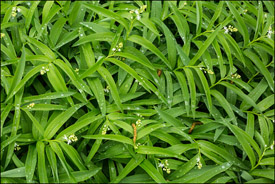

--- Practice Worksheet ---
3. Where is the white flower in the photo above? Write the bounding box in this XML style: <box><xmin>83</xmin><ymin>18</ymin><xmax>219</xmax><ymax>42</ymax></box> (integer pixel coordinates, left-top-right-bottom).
<box><xmin>135</xmin><ymin>9</ymin><xmax>139</xmax><ymax>14</ymax></box>
<box><xmin>136</xmin><ymin>119</ymin><xmax>142</xmax><ymax>127</ymax></box>
<box><xmin>104</xmin><ymin>86</ymin><xmax>110</xmax><ymax>93</ymax></box>
<box><xmin>197</xmin><ymin>162</ymin><xmax>202</xmax><ymax>169</ymax></box>
<box><xmin>27</xmin><ymin>103</ymin><xmax>35</xmax><ymax>109</ymax></box>
<box><xmin>137</xmin><ymin>15</ymin><xmax>141</xmax><ymax>20</ymax></box>
<box><xmin>196</xmin><ymin>156</ymin><xmax>202</xmax><ymax>169</ymax></box>
<box><xmin>158</xmin><ymin>163</ymin><xmax>164</xmax><ymax>168</ymax></box>
<box><xmin>14</xmin><ymin>142</ymin><xmax>21</xmax><ymax>151</ymax></box>
<box><xmin>64</xmin><ymin>134</ymin><xmax>77</xmax><ymax>144</ymax></box>
<box><xmin>112</xmin><ymin>48</ymin><xmax>116</xmax><ymax>51</ymax></box>
<box><xmin>267</xmin><ymin>27</ymin><xmax>273</xmax><ymax>38</ymax></box>
<box><xmin>11</xmin><ymin>12</ymin><xmax>17</xmax><ymax>17</ymax></box>
<box><xmin>63</xmin><ymin>135</ymin><xmax>68</xmax><ymax>141</ymax></box>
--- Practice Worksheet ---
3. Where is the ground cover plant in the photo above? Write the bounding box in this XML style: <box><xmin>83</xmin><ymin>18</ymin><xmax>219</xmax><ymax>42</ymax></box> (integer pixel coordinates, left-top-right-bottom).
<box><xmin>1</xmin><ymin>1</ymin><xmax>274</xmax><ymax>183</ymax></box>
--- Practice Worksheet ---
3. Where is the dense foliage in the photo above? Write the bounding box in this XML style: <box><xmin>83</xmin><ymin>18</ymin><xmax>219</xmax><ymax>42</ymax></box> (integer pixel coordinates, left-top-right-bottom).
<box><xmin>1</xmin><ymin>1</ymin><xmax>274</xmax><ymax>183</ymax></box>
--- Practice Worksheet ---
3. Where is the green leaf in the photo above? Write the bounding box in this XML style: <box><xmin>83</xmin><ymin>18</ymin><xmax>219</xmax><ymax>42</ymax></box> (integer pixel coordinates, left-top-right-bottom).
<box><xmin>211</xmin><ymin>89</ymin><xmax>237</xmax><ymax>125</ymax></box>
<box><xmin>139</xmin><ymin>160</ymin><xmax>167</xmax><ymax>183</ymax></box>
<box><xmin>189</xmin><ymin>16</ymin><xmax>232</xmax><ymax>65</ymax></box>
<box><xmin>106</xmin><ymin>58</ymin><xmax>168</xmax><ymax>105</ymax></box>
<box><xmin>168</xmin><ymin>154</ymin><xmax>199</xmax><ymax>180</ymax></box>
<box><xmin>59</xmin><ymin>142</ymin><xmax>86</xmax><ymax>171</ymax></box>
<box><xmin>50</xmin><ymin>142</ymin><xmax>76</xmax><ymax>182</ymax></box>
<box><xmin>83</xmin><ymin>134</ymin><xmax>133</xmax><ymax>146</ymax></box>
<box><xmin>83</xmin><ymin>3</ymin><xmax>129</xmax><ymax>31</ymax></box>
<box><xmin>113</xmin><ymin>50</ymin><xmax>154</xmax><ymax>70</ymax></box>
<box><xmin>196</xmin><ymin>1</ymin><xmax>202</xmax><ymax>35</ymax></box>
<box><xmin>155</xmin><ymin>107</ymin><xmax>182</xmax><ymax>127</ymax></box>
<box><xmin>1</xmin><ymin>134</ymin><xmax>21</xmax><ymax>150</ymax></box>
<box><xmin>219</xmin><ymin>82</ymin><xmax>260</xmax><ymax>112</ymax></box>
<box><xmin>226</xmin><ymin>2</ymin><xmax>249</xmax><ymax>46</ymax></box>
<box><xmin>174</xmin><ymin>71</ymin><xmax>190</xmax><ymax>115</ymax></box>
<box><xmin>44</xmin><ymin>103</ymin><xmax>85</xmax><ymax>139</ymax></box>
<box><xmin>7</xmin><ymin>46</ymin><xmax>26</xmax><ymax>99</ymax></box>
<box><xmin>50</xmin><ymin>17</ymin><xmax>67</xmax><ymax>46</ymax></box>
<box><xmin>244</xmin><ymin>49</ymin><xmax>274</xmax><ymax>92</ymax></box>
<box><xmin>112</xmin><ymin>155</ymin><xmax>145</xmax><ymax>183</ymax></box>
<box><xmin>87</xmin><ymin>78</ymin><xmax>106</xmax><ymax>116</ymax></box>
<box><xmin>250</xmin><ymin>169</ymin><xmax>275</xmax><ymax>180</ymax></box>
<box><xmin>184</xmin><ymin>162</ymin><xmax>232</xmax><ymax>183</ymax></box>
<box><xmin>184</xmin><ymin>68</ymin><xmax>197</xmax><ymax>118</ymax></box>
<box><xmin>137</xmin><ymin>145</ymin><xmax>188</xmax><ymax>161</ymax></box>
<box><xmin>25</xmin><ymin>145</ymin><xmax>37</xmax><ymax>183</ymax></box>
<box><xmin>25</xmin><ymin>1</ymin><xmax>40</xmax><ymax>31</ymax></box>
<box><xmin>1</xmin><ymin>167</ymin><xmax>25</xmax><ymax>178</ymax></box>
<box><xmin>152</xmin><ymin>17</ymin><xmax>177</xmax><ymax>69</ymax></box>
<box><xmin>97</xmin><ymin>66</ymin><xmax>123</xmax><ymax>112</ymax></box>
<box><xmin>128</xmin><ymin>35</ymin><xmax>172</xmax><ymax>70</ymax></box>
<box><xmin>36</xmin><ymin>141</ymin><xmax>48</xmax><ymax>183</ymax></box>
<box><xmin>56</xmin><ymin>114</ymin><xmax>102</xmax><ymax>139</ymax></box>
<box><xmin>24</xmin><ymin>36</ymin><xmax>56</xmax><ymax>60</ymax></box>
<box><xmin>22</xmin><ymin>108</ymin><xmax>44</xmax><ymax>136</ymax></box>
<box><xmin>194</xmin><ymin>68</ymin><xmax>212</xmax><ymax>113</ymax></box>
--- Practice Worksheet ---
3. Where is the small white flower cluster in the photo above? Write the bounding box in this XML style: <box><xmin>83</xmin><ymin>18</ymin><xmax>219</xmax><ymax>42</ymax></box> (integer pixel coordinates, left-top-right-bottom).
<box><xmin>112</xmin><ymin>42</ymin><xmax>123</xmax><ymax>52</ymax></box>
<box><xmin>243</xmin><ymin>9</ymin><xmax>248</xmax><ymax>14</ymax></box>
<box><xmin>196</xmin><ymin>157</ymin><xmax>202</xmax><ymax>169</ymax></box>
<box><xmin>136</xmin><ymin>113</ymin><xmax>143</xmax><ymax>118</ymax></box>
<box><xmin>267</xmin><ymin>27</ymin><xmax>274</xmax><ymax>39</ymax></box>
<box><xmin>135</xmin><ymin>79</ymin><xmax>142</xmax><ymax>85</ymax></box>
<box><xmin>231</xmin><ymin>73</ymin><xmax>241</xmax><ymax>79</ymax></box>
<box><xmin>158</xmin><ymin>160</ymin><xmax>171</xmax><ymax>174</ymax></box>
<box><xmin>102</xmin><ymin>124</ymin><xmax>110</xmax><ymax>135</ymax></box>
<box><xmin>11</xmin><ymin>7</ymin><xmax>21</xmax><ymax>17</ymax></box>
<box><xmin>63</xmin><ymin>134</ymin><xmax>78</xmax><ymax>145</ymax></box>
<box><xmin>75</xmin><ymin>68</ymin><xmax>79</xmax><ymax>74</ymax></box>
<box><xmin>104</xmin><ymin>86</ymin><xmax>110</xmax><ymax>93</ymax></box>
<box><xmin>129</xmin><ymin>5</ymin><xmax>147</xmax><ymax>20</ymax></box>
<box><xmin>199</xmin><ymin>67</ymin><xmax>214</xmax><ymax>75</ymax></box>
<box><xmin>40</xmin><ymin>66</ymin><xmax>49</xmax><ymax>75</ymax></box>
<box><xmin>136</xmin><ymin>119</ymin><xmax>142</xmax><ymax>127</ymax></box>
<box><xmin>224</xmin><ymin>25</ymin><xmax>238</xmax><ymax>34</ymax></box>
<box><xmin>135</xmin><ymin>142</ymin><xmax>141</xmax><ymax>148</ymax></box>
<box><xmin>14</xmin><ymin>142</ymin><xmax>21</xmax><ymax>151</ymax></box>
<box><xmin>27</xmin><ymin>103</ymin><xmax>35</xmax><ymax>109</ymax></box>
<box><xmin>134</xmin><ymin>142</ymin><xmax>145</xmax><ymax>149</ymax></box>
<box><xmin>1</xmin><ymin>33</ymin><xmax>5</xmax><ymax>38</ymax></box>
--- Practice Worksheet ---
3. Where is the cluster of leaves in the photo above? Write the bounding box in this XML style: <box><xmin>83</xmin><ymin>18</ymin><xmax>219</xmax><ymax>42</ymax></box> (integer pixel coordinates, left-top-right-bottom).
<box><xmin>1</xmin><ymin>1</ymin><xmax>274</xmax><ymax>183</ymax></box>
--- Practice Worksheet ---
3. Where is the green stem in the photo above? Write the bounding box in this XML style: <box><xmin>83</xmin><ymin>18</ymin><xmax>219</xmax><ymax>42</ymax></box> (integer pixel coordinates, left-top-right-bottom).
<box><xmin>250</xmin><ymin>147</ymin><xmax>268</xmax><ymax>171</ymax></box>
<box><xmin>247</xmin><ymin>60</ymin><xmax>274</xmax><ymax>84</ymax></box>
